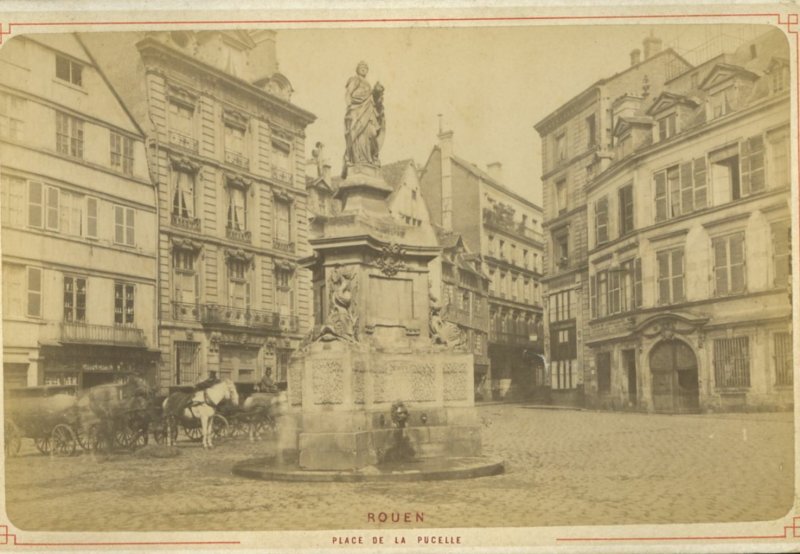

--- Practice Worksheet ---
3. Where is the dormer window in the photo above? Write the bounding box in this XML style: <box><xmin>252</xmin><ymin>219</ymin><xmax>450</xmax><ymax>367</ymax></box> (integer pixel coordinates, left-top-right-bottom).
<box><xmin>709</xmin><ymin>88</ymin><xmax>731</xmax><ymax>119</ymax></box>
<box><xmin>771</xmin><ymin>64</ymin><xmax>789</xmax><ymax>94</ymax></box>
<box><xmin>657</xmin><ymin>113</ymin><xmax>677</xmax><ymax>141</ymax></box>
<box><xmin>55</xmin><ymin>55</ymin><xmax>83</xmax><ymax>87</ymax></box>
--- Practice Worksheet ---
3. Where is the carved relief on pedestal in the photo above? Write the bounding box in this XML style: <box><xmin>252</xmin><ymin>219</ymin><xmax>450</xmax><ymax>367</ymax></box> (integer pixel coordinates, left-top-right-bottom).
<box><xmin>289</xmin><ymin>362</ymin><xmax>303</xmax><ymax>406</ymax></box>
<box><xmin>376</xmin><ymin>243</ymin><xmax>406</xmax><ymax>277</ymax></box>
<box><xmin>443</xmin><ymin>361</ymin><xmax>469</xmax><ymax>401</ymax></box>
<box><xmin>352</xmin><ymin>359</ymin><xmax>366</xmax><ymax>405</ymax></box>
<box><xmin>429</xmin><ymin>288</ymin><xmax>466</xmax><ymax>348</ymax></box>
<box><xmin>311</xmin><ymin>358</ymin><xmax>344</xmax><ymax>405</ymax></box>
<box><xmin>411</xmin><ymin>362</ymin><xmax>436</xmax><ymax>402</ymax></box>
<box><xmin>317</xmin><ymin>266</ymin><xmax>359</xmax><ymax>343</ymax></box>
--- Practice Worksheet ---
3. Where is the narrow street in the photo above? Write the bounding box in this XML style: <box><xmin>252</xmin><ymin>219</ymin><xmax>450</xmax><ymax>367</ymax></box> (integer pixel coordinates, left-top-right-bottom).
<box><xmin>4</xmin><ymin>405</ymin><xmax>793</xmax><ymax>532</ymax></box>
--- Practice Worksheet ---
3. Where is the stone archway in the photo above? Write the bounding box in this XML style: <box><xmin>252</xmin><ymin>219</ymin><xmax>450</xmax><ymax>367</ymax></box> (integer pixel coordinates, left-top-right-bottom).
<box><xmin>649</xmin><ymin>339</ymin><xmax>699</xmax><ymax>413</ymax></box>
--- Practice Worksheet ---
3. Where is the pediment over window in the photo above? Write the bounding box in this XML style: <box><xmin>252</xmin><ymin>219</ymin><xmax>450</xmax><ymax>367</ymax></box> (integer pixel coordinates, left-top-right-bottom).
<box><xmin>169</xmin><ymin>154</ymin><xmax>202</xmax><ymax>173</ymax></box>
<box><xmin>698</xmin><ymin>63</ymin><xmax>759</xmax><ymax>91</ymax></box>
<box><xmin>223</xmin><ymin>107</ymin><xmax>249</xmax><ymax>130</ymax></box>
<box><xmin>166</xmin><ymin>83</ymin><xmax>199</xmax><ymax>108</ymax></box>
<box><xmin>171</xmin><ymin>237</ymin><xmax>203</xmax><ymax>253</ymax></box>
<box><xmin>269</xmin><ymin>122</ymin><xmax>295</xmax><ymax>143</ymax></box>
<box><xmin>224</xmin><ymin>248</ymin><xmax>254</xmax><ymax>265</ymax></box>
<box><xmin>225</xmin><ymin>172</ymin><xmax>252</xmax><ymax>190</ymax></box>
<box><xmin>634</xmin><ymin>312</ymin><xmax>709</xmax><ymax>340</ymax></box>
<box><xmin>646</xmin><ymin>92</ymin><xmax>700</xmax><ymax>116</ymax></box>
<box><xmin>273</xmin><ymin>189</ymin><xmax>294</xmax><ymax>203</ymax></box>
<box><xmin>274</xmin><ymin>259</ymin><xmax>296</xmax><ymax>272</ymax></box>
<box><xmin>612</xmin><ymin>115</ymin><xmax>652</xmax><ymax>138</ymax></box>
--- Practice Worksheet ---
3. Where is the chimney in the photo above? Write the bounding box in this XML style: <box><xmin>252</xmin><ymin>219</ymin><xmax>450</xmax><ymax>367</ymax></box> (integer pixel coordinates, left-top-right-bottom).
<box><xmin>643</xmin><ymin>34</ymin><xmax>662</xmax><ymax>60</ymax></box>
<box><xmin>438</xmin><ymin>130</ymin><xmax>454</xmax><ymax>229</ymax></box>
<box><xmin>248</xmin><ymin>30</ymin><xmax>279</xmax><ymax>85</ymax></box>
<box><xmin>487</xmin><ymin>162</ymin><xmax>503</xmax><ymax>183</ymax></box>
<box><xmin>630</xmin><ymin>48</ymin><xmax>641</xmax><ymax>66</ymax></box>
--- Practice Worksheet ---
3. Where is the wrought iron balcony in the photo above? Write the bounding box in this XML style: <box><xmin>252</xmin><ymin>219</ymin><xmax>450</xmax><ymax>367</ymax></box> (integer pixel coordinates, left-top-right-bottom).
<box><xmin>226</xmin><ymin>225</ymin><xmax>252</xmax><ymax>243</ymax></box>
<box><xmin>200</xmin><ymin>304</ymin><xmax>299</xmax><ymax>332</ymax></box>
<box><xmin>59</xmin><ymin>321</ymin><xmax>146</xmax><ymax>347</ymax></box>
<box><xmin>273</xmin><ymin>238</ymin><xmax>295</xmax><ymax>253</ymax></box>
<box><xmin>169</xmin><ymin>130</ymin><xmax>199</xmax><ymax>153</ymax></box>
<box><xmin>271</xmin><ymin>165</ymin><xmax>292</xmax><ymax>184</ymax></box>
<box><xmin>225</xmin><ymin>150</ymin><xmax>249</xmax><ymax>170</ymax></box>
<box><xmin>171</xmin><ymin>212</ymin><xmax>201</xmax><ymax>232</ymax></box>
<box><xmin>172</xmin><ymin>302</ymin><xmax>200</xmax><ymax>322</ymax></box>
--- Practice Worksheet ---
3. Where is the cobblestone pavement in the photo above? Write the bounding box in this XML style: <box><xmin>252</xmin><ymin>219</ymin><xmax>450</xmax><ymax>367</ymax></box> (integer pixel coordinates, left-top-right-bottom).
<box><xmin>3</xmin><ymin>406</ymin><xmax>794</xmax><ymax>532</ymax></box>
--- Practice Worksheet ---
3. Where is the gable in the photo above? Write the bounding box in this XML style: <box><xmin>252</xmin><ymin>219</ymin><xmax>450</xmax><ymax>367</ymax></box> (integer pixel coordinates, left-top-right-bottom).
<box><xmin>699</xmin><ymin>63</ymin><xmax>759</xmax><ymax>91</ymax></box>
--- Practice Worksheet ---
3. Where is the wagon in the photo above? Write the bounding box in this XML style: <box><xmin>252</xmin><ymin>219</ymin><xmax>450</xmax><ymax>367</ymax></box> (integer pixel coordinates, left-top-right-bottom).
<box><xmin>77</xmin><ymin>380</ymin><xmax>154</xmax><ymax>453</ymax></box>
<box><xmin>220</xmin><ymin>390</ymin><xmax>279</xmax><ymax>440</ymax></box>
<box><xmin>4</xmin><ymin>385</ymin><xmax>81</xmax><ymax>457</ymax></box>
<box><xmin>152</xmin><ymin>387</ymin><xmax>229</xmax><ymax>444</ymax></box>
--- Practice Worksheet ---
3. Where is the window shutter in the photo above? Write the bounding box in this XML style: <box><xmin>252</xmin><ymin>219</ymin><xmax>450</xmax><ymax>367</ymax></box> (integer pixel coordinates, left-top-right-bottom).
<box><xmin>654</xmin><ymin>172</ymin><xmax>667</xmax><ymax>222</ymax></box>
<box><xmin>693</xmin><ymin>157</ymin><xmax>707</xmax><ymax>209</ymax></box>
<box><xmin>634</xmin><ymin>258</ymin><xmax>642</xmax><ymax>308</ymax></box>
<box><xmin>680</xmin><ymin>162</ymin><xmax>693</xmax><ymax>214</ymax></box>
<box><xmin>28</xmin><ymin>181</ymin><xmax>43</xmax><ymax>228</ymax></box>
<box><xmin>590</xmin><ymin>274</ymin><xmax>596</xmax><ymax>318</ymax></box>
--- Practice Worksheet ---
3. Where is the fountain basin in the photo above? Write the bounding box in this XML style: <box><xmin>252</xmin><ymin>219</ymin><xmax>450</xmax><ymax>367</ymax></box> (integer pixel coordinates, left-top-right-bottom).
<box><xmin>232</xmin><ymin>455</ymin><xmax>504</xmax><ymax>482</ymax></box>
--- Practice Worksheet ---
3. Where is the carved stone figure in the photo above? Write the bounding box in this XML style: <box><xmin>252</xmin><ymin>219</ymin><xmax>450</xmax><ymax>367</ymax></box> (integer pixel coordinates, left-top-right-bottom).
<box><xmin>429</xmin><ymin>289</ymin><xmax>465</xmax><ymax>348</ymax></box>
<box><xmin>319</xmin><ymin>266</ymin><xmax>358</xmax><ymax>342</ymax></box>
<box><xmin>342</xmin><ymin>61</ymin><xmax>386</xmax><ymax>177</ymax></box>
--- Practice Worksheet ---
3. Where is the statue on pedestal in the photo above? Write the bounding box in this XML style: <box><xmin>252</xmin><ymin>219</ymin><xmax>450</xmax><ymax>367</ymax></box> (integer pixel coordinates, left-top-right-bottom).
<box><xmin>342</xmin><ymin>61</ymin><xmax>386</xmax><ymax>178</ymax></box>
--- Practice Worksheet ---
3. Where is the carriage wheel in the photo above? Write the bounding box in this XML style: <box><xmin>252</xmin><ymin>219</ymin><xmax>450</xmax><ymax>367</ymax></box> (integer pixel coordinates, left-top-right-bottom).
<box><xmin>51</xmin><ymin>424</ymin><xmax>77</xmax><ymax>457</ymax></box>
<box><xmin>228</xmin><ymin>419</ymin><xmax>245</xmax><ymax>439</ymax></box>
<box><xmin>184</xmin><ymin>424</ymin><xmax>202</xmax><ymax>442</ymax></box>
<box><xmin>4</xmin><ymin>422</ymin><xmax>21</xmax><ymax>457</ymax></box>
<box><xmin>34</xmin><ymin>436</ymin><xmax>52</xmax><ymax>455</ymax></box>
<box><xmin>74</xmin><ymin>425</ymin><xmax>89</xmax><ymax>450</ymax></box>
<box><xmin>89</xmin><ymin>424</ymin><xmax>113</xmax><ymax>454</ymax></box>
<box><xmin>211</xmin><ymin>414</ymin><xmax>229</xmax><ymax>441</ymax></box>
<box><xmin>114</xmin><ymin>424</ymin><xmax>137</xmax><ymax>449</ymax></box>
<box><xmin>153</xmin><ymin>417</ymin><xmax>178</xmax><ymax>445</ymax></box>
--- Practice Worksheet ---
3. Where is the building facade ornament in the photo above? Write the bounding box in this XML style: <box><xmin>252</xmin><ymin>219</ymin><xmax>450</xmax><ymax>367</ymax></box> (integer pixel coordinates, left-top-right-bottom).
<box><xmin>375</xmin><ymin>243</ymin><xmax>406</xmax><ymax>277</ymax></box>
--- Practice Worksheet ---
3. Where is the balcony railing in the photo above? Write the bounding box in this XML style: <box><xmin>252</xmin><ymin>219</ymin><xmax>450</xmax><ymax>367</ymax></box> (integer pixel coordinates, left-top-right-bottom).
<box><xmin>173</xmin><ymin>302</ymin><xmax>201</xmax><ymax>322</ymax></box>
<box><xmin>169</xmin><ymin>130</ymin><xmax>199</xmax><ymax>153</ymax></box>
<box><xmin>200</xmin><ymin>304</ymin><xmax>299</xmax><ymax>332</ymax></box>
<box><xmin>59</xmin><ymin>321</ymin><xmax>146</xmax><ymax>347</ymax></box>
<box><xmin>488</xmin><ymin>330</ymin><xmax>537</xmax><ymax>346</ymax></box>
<box><xmin>171</xmin><ymin>212</ymin><xmax>202</xmax><ymax>232</ymax></box>
<box><xmin>226</xmin><ymin>225</ymin><xmax>252</xmax><ymax>243</ymax></box>
<box><xmin>225</xmin><ymin>150</ymin><xmax>249</xmax><ymax>170</ymax></box>
<box><xmin>273</xmin><ymin>238</ymin><xmax>295</xmax><ymax>253</ymax></box>
<box><xmin>444</xmin><ymin>307</ymin><xmax>489</xmax><ymax>330</ymax></box>
<box><xmin>271</xmin><ymin>165</ymin><xmax>292</xmax><ymax>184</ymax></box>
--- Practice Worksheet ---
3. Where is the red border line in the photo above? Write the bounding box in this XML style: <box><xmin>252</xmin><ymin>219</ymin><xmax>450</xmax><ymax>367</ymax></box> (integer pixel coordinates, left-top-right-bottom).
<box><xmin>0</xmin><ymin>8</ymin><xmax>798</xmax><ymax>549</ymax></box>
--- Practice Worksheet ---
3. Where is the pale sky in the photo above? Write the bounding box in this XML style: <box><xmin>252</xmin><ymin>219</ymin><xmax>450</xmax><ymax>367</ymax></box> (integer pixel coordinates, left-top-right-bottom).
<box><xmin>277</xmin><ymin>23</ymin><xmax>771</xmax><ymax>206</ymax></box>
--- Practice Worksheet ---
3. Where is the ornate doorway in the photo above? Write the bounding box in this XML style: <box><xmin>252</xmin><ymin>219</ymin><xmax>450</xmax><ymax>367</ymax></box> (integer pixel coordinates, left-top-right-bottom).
<box><xmin>649</xmin><ymin>339</ymin><xmax>699</xmax><ymax>413</ymax></box>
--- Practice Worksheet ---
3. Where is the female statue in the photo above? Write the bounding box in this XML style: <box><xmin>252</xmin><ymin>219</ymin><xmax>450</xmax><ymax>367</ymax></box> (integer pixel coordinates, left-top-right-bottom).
<box><xmin>343</xmin><ymin>61</ymin><xmax>385</xmax><ymax>176</ymax></box>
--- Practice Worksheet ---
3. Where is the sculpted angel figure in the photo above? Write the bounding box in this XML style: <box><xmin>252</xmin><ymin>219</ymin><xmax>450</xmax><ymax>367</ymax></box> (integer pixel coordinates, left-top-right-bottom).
<box><xmin>342</xmin><ymin>61</ymin><xmax>386</xmax><ymax>177</ymax></box>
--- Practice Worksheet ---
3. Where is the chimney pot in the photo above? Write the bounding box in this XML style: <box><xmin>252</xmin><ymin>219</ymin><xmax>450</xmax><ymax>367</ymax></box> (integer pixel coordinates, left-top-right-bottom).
<box><xmin>643</xmin><ymin>35</ymin><xmax>662</xmax><ymax>60</ymax></box>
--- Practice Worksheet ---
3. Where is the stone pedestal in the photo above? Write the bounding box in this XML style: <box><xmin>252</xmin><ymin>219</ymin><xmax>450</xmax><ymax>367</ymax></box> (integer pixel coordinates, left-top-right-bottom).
<box><xmin>288</xmin><ymin>164</ymin><xmax>482</xmax><ymax>471</ymax></box>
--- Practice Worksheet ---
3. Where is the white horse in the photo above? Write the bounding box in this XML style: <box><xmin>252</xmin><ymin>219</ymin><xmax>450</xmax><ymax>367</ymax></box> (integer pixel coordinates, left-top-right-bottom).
<box><xmin>162</xmin><ymin>379</ymin><xmax>238</xmax><ymax>449</ymax></box>
<box><xmin>241</xmin><ymin>392</ymin><xmax>282</xmax><ymax>441</ymax></box>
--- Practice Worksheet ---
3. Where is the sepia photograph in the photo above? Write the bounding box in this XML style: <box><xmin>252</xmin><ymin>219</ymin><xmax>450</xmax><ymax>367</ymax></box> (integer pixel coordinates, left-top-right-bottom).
<box><xmin>0</xmin><ymin>4</ymin><xmax>797</xmax><ymax>552</ymax></box>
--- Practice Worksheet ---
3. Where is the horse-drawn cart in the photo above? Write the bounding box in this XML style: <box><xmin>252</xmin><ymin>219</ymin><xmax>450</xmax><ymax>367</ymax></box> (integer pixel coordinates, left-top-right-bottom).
<box><xmin>4</xmin><ymin>385</ymin><xmax>81</xmax><ymax>457</ymax></box>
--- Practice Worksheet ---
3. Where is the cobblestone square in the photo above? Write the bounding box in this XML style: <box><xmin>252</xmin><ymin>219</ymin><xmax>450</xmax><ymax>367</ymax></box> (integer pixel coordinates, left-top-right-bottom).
<box><xmin>4</xmin><ymin>405</ymin><xmax>794</xmax><ymax>531</ymax></box>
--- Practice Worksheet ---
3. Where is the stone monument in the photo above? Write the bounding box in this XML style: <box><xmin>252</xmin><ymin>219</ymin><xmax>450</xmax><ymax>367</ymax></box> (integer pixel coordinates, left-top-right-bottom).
<box><xmin>235</xmin><ymin>62</ymin><xmax>500</xmax><ymax>480</ymax></box>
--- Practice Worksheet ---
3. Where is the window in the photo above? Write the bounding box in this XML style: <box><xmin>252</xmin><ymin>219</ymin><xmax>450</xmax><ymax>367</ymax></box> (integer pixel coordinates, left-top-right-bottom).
<box><xmin>272</xmin><ymin>138</ymin><xmax>292</xmax><ymax>174</ymax></box>
<box><xmin>713</xmin><ymin>337</ymin><xmax>750</xmax><ymax>388</ymax></box>
<box><xmin>173</xmin><ymin>249</ymin><xmax>198</xmax><ymax>307</ymax></box>
<box><xmin>555</xmin><ymin>179</ymin><xmax>567</xmax><ymax>215</ymax></box>
<box><xmin>114</xmin><ymin>283</ymin><xmax>135</xmax><ymax>325</ymax></box>
<box><xmin>56</xmin><ymin>112</ymin><xmax>84</xmax><ymax>158</ymax></box>
<box><xmin>555</xmin><ymin>132</ymin><xmax>567</xmax><ymax>163</ymax></box>
<box><xmin>771</xmin><ymin>221</ymin><xmax>791</xmax><ymax>288</ymax></box>
<box><xmin>549</xmin><ymin>290</ymin><xmax>572</xmax><ymax>322</ymax></box>
<box><xmin>590</xmin><ymin>259</ymin><xmax>641</xmax><ymax>318</ymax></box>
<box><xmin>172</xmin><ymin>169</ymin><xmax>196</xmax><ymax>219</ymax></box>
<box><xmin>168</xmin><ymin>101</ymin><xmax>194</xmax><ymax>135</ymax></box>
<box><xmin>274</xmin><ymin>199</ymin><xmax>292</xmax><ymax>245</ymax></box>
<box><xmin>27</xmin><ymin>267</ymin><xmax>42</xmax><ymax>318</ymax></box>
<box><xmin>499</xmin><ymin>240</ymin><xmax>506</xmax><ymax>259</ymax></box>
<box><xmin>709</xmin><ymin>144</ymin><xmax>740</xmax><ymax>203</ymax></box>
<box><xmin>586</xmin><ymin>114</ymin><xmax>596</xmax><ymax>148</ymax></box>
<box><xmin>523</xmin><ymin>249</ymin><xmax>529</xmax><ymax>269</ymax></box>
<box><xmin>657</xmin><ymin>248</ymin><xmax>685</xmax><ymax>304</ymax></box>
<box><xmin>596</xmin><ymin>352</ymin><xmax>611</xmax><ymax>393</ymax></box>
<box><xmin>41</xmin><ymin>185</ymin><xmax>59</xmax><ymax>231</ymax></box>
<box><xmin>654</xmin><ymin>158</ymin><xmax>707</xmax><ymax>222</ymax></box>
<box><xmin>86</xmin><ymin>197</ymin><xmax>98</xmax><ymax>238</ymax></box>
<box><xmin>227</xmin><ymin>185</ymin><xmax>247</xmax><ymax>231</ymax></box>
<box><xmin>63</xmin><ymin>276</ymin><xmax>87</xmax><ymax>322</ymax></box>
<box><xmin>224</xmin><ymin>124</ymin><xmax>245</xmax><ymax>153</ymax></box>
<box><xmin>618</xmin><ymin>184</ymin><xmax>634</xmax><ymax>236</ymax></box>
<box><xmin>607</xmin><ymin>270</ymin><xmax>622</xmax><ymax>314</ymax></box>
<box><xmin>771</xmin><ymin>65</ymin><xmax>789</xmax><ymax>94</ymax></box>
<box><xmin>114</xmin><ymin>205</ymin><xmax>135</xmax><ymax>246</ymax></box>
<box><xmin>709</xmin><ymin>89</ymin><xmax>731</xmax><ymax>119</ymax></box>
<box><xmin>594</xmin><ymin>196</ymin><xmax>609</xmax><ymax>245</ymax></box>
<box><xmin>110</xmin><ymin>133</ymin><xmax>134</xmax><ymax>175</ymax></box>
<box><xmin>275</xmin><ymin>269</ymin><xmax>293</xmax><ymax>314</ymax></box>
<box><xmin>2</xmin><ymin>265</ymin><xmax>25</xmax><ymax>318</ymax></box>
<box><xmin>768</xmin><ymin>127</ymin><xmax>790</xmax><ymax>189</ymax></box>
<box><xmin>553</xmin><ymin>229</ymin><xmax>569</xmax><ymax>267</ymax></box>
<box><xmin>28</xmin><ymin>181</ymin><xmax>44</xmax><ymax>228</ymax></box>
<box><xmin>712</xmin><ymin>232</ymin><xmax>745</xmax><ymax>296</ymax></box>
<box><xmin>774</xmin><ymin>332</ymin><xmax>793</xmax><ymax>386</ymax></box>
<box><xmin>59</xmin><ymin>190</ymin><xmax>83</xmax><ymax>237</ymax></box>
<box><xmin>740</xmin><ymin>135</ymin><xmax>765</xmax><ymax>195</ymax></box>
<box><xmin>1</xmin><ymin>176</ymin><xmax>26</xmax><ymax>227</ymax></box>
<box><xmin>175</xmin><ymin>341</ymin><xmax>200</xmax><ymax>385</ymax></box>
<box><xmin>657</xmin><ymin>113</ymin><xmax>677</xmax><ymax>141</ymax></box>
<box><xmin>552</xmin><ymin>359</ymin><xmax>575</xmax><ymax>390</ymax></box>
<box><xmin>55</xmin><ymin>55</ymin><xmax>83</xmax><ymax>86</ymax></box>
<box><xmin>228</xmin><ymin>260</ymin><xmax>251</xmax><ymax>310</ymax></box>
<box><xmin>0</xmin><ymin>92</ymin><xmax>25</xmax><ymax>140</ymax></box>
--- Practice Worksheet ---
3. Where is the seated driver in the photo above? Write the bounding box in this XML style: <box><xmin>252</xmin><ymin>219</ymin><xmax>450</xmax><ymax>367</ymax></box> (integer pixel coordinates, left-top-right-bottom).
<box><xmin>257</xmin><ymin>368</ymin><xmax>278</xmax><ymax>393</ymax></box>
<box><xmin>194</xmin><ymin>370</ymin><xmax>219</xmax><ymax>392</ymax></box>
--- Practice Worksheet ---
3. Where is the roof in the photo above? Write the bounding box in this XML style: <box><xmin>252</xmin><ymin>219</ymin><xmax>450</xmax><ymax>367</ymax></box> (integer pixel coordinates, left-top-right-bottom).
<box><xmin>433</xmin><ymin>224</ymin><xmax>461</xmax><ymax>249</ymax></box>
<box><xmin>444</xmin><ymin>151</ymin><xmax>541</xmax><ymax>211</ymax></box>
<box><xmin>380</xmin><ymin>159</ymin><xmax>415</xmax><ymax>192</ymax></box>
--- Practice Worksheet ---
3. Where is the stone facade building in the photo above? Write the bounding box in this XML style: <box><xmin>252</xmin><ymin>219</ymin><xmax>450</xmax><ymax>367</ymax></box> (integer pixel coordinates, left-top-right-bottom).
<box><xmin>83</xmin><ymin>31</ymin><xmax>316</xmax><ymax>392</ymax></box>
<box><xmin>537</xmin><ymin>29</ymin><xmax>792</xmax><ymax>412</ymax></box>
<box><xmin>420</xmin><ymin>131</ymin><xmax>544</xmax><ymax>399</ymax></box>
<box><xmin>0</xmin><ymin>34</ymin><xmax>159</xmax><ymax>388</ymax></box>
<box><xmin>534</xmin><ymin>36</ymin><xmax>692</xmax><ymax>406</ymax></box>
